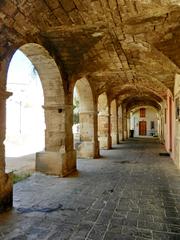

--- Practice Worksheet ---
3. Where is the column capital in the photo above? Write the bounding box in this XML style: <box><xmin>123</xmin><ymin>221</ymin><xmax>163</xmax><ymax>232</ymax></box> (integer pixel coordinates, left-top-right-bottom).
<box><xmin>43</xmin><ymin>104</ymin><xmax>65</xmax><ymax>111</ymax></box>
<box><xmin>98</xmin><ymin>113</ymin><xmax>109</xmax><ymax>117</ymax></box>
<box><xmin>79</xmin><ymin>111</ymin><xmax>97</xmax><ymax>114</ymax></box>
<box><xmin>0</xmin><ymin>89</ymin><xmax>12</xmax><ymax>100</ymax></box>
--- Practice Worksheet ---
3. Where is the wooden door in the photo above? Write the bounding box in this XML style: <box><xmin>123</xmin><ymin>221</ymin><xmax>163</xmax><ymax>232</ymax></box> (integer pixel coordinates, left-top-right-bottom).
<box><xmin>139</xmin><ymin>121</ymin><xmax>147</xmax><ymax>136</ymax></box>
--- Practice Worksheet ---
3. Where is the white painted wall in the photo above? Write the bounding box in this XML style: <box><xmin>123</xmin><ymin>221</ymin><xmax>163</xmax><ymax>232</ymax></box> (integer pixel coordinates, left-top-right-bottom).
<box><xmin>130</xmin><ymin>107</ymin><xmax>159</xmax><ymax>137</ymax></box>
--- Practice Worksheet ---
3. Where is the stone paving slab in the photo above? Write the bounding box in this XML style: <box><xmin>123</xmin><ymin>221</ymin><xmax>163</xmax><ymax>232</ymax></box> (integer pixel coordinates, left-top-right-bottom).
<box><xmin>0</xmin><ymin>138</ymin><xmax>180</xmax><ymax>240</ymax></box>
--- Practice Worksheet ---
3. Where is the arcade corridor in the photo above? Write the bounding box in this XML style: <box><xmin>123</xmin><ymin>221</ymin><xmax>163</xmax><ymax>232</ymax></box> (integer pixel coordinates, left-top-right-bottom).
<box><xmin>0</xmin><ymin>138</ymin><xmax>180</xmax><ymax>240</ymax></box>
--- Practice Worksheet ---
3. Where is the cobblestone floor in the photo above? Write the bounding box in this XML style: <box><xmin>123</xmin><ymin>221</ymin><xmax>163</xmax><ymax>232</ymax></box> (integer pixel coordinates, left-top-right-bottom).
<box><xmin>0</xmin><ymin>138</ymin><xmax>180</xmax><ymax>240</ymax></box>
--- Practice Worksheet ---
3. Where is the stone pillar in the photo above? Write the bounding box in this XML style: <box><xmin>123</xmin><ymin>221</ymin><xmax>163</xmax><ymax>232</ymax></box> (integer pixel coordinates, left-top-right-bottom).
<box><xmin>0</xmin><ymin>89</ymin><xmax>13</xmax><ymax>212</ymax></box>
<box><xmin>44</xmin><ymin>105</ymin><xmax>65</xmax><ymax>152</ymax></box>
<box><xmin>111</xmin><ymin>113</ymin><xmax>118</xmax><ymax>145</ymax></box>
<box><xmin>64</xmin><ymin>103</ymin><xmax>76</xmax><ymax>175</ymax></box>
<box><xmin>127</xmin><ymin>115</ymin><xmax>130</xmax><ymax>139</ymax></box>
<box><xmin>77</xmin><ymin>110</ymin><xmax>99</xmax><ymax>158</ymax></box>
<box><xmin>159</xmin><ymin>102</ymin><xmax>166</xmax><ymax>144</ymax></box>
<box><xmin>122</xmin><ymin>105</ymin><xmax>128</xmax><ymax>140</ymax></box>
<box><xmin>93</xmin><ymin>105</ymin><xmax>100</xmax><ymax>158</ymax></box>
<box><xmin>118</xmin><ymin>105</ymin><xmax>123</xmax><ymax>142</ymax></box>
<box><xmin>36</xmin><ymin>103</ymin><xmax>76</xmax><ymax>177</ymax></box>
<box><xmin>98</xmin><ymin>112</ymin><xmax>111</xmax><ymax>149</ymax></box>
<box><xmin>111</xmin><ymin>102</ymin><xmax>118</xmax><ymax>145</ymax></box>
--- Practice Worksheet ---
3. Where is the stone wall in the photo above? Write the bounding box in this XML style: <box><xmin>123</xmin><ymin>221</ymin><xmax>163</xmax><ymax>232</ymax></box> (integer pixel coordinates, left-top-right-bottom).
<box><xmin>0</xmin><ymin>60</ymin><xmax>13</xmax><ymax>212</ymax></box>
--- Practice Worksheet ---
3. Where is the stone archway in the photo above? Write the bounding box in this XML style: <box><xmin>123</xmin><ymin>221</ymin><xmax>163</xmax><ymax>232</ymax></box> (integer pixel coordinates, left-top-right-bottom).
<box><xmin>98</xmin><ymin>93</ymin><xmax>111</xmax><ymax>149</ymax></box>
<box><xmin>7</xmin><ymin>43</ymin><xmax>76</xmax><ymax>177</ymax></box>
<box><xmin>19</xmin><ymin>43</ymin><xmax>64</xmax><ymax>152</ymax></box>
<box><xmin>74</xmin><ymin>78</ymin><xmax>99</xmax><ymax>158</ymax></box>
<box><xmin>5</xmin><ymin>49</ymin><xmax>45</xmax><ymax>163</ymax></box>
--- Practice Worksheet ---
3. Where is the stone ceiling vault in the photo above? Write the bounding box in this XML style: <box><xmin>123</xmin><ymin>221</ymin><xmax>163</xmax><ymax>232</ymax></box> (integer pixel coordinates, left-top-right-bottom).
<box><xmin>0</xmin><ymin>0</ymin><xmax>180</xmax><ymax>106</ymax></box>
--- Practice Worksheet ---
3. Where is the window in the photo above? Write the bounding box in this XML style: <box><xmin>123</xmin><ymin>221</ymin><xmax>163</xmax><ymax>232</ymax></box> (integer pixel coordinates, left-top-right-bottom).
<box><xmin>140</xmin><ymin>108</ymin><xmax>145</xmax><ymax>118</ymax></box>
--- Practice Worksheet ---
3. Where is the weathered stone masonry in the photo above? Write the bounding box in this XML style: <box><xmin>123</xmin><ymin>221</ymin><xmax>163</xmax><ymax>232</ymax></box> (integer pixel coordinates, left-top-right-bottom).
<box><xmin>1</xmin><ymin>0</ymin><xmax>180</xmax><ymax>212</ymax></box>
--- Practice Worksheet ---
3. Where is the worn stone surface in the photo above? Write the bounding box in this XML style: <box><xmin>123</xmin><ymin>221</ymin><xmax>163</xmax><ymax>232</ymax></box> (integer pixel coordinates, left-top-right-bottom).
<box><xmin>0</xmin><ymin>0</ymin><xmax>180</xmax><ymax>215</ymax></box>
<box><xmin>111</xmin><ymin>100</ymin><xmax>118</xmax><ymax>145</ymax></box>
<box><xmin>98</xmin><ymin>93</ymin><xmax>111</xmax><ymax>149</ymax></box>
<box><xmin>0</xmin><ymin>138</ymin><xmax>180</xmax><ymax>239</ymax></box>
<box><xmin>0</xmin><ymin>88</ymin><xmax>13</xmax><ymax>212</ymax></box>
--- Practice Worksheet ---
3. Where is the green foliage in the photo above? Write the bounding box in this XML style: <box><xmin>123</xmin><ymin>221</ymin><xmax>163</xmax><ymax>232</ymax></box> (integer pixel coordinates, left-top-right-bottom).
<box><xmin>73</xmin><ymin>112</ymin><xmax>79</xmax><ymax>124</ymax></box>
<box><xmin>73</xmin><ymin>97</ymin><xmax>80</xmax><ymax>124</ymax></box>
<box><xmin>13</xmin><ymin>173</ymin><xmax>31</xmax><ymax>184</ymax></box>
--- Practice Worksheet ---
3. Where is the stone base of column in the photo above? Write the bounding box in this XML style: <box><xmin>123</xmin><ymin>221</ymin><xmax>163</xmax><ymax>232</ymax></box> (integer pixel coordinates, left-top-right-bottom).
<box><xmin>0</xmin><ymin>172</ymin><xmax>13</xmax><ymax>213</ymax></box>
<box><xmin>99</xmin><ymin>136</ymin><xmax>111</xmax><ymax>149</ymax></box>
<box><xmin>123</xmin><ymin>130</ymin><xmax>128</xmax><ymax>140</ymax></box>
<box><xmin>77</xmin><ymin>141</ymin><xmax>99</xmax><ymax>159</ymax></box>
<box><xmin>94</xmin><ymin>140</ymin><xmax>100</xmax><ymax>158</ymax></box>
<box><xmin>118</xmin><ymin>132</ymin><xmax>123</xmax><ymax>142</ymax></box>
<box><xmin>112</xmin><ymin>134</ymin><xmax>118</xmax><ymax>145</ymax></box>
<box><xmin>36</xmin><ymin>150</ymin><xmax>76</xmax><ymax>177</ymax></box>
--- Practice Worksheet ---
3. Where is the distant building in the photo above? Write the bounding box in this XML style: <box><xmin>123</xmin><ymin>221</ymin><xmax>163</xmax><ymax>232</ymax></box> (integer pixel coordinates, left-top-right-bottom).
<box><xmin>130</xmin><ymin>107</ymin><xmax>159</xmax><ymax>137</ymax></box>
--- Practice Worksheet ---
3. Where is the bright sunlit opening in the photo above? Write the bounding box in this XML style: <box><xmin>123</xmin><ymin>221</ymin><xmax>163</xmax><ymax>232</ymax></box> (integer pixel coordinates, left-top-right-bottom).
<box><xmin>5</xmin><ymin>50</ymin><xmax>45</xmax><ymax>157</ymax></box>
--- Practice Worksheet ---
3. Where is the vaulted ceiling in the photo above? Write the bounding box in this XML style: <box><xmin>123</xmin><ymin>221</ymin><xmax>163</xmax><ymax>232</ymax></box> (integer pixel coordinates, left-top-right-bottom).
<box><xmin>0</xmin><ymin>0</ymin><xmax>180</xmax><ymax>108</ymax></box>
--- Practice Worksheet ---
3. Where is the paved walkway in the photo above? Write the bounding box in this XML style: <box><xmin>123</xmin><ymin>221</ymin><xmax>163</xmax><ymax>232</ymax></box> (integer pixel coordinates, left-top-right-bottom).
<box><xmin>0</xmin><ymin>138</ymin><xmax>180</xmax><ymax>240</ymax></box>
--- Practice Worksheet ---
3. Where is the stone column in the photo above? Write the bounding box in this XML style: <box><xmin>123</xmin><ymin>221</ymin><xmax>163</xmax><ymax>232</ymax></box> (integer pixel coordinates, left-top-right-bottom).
<box><xmin>159</xmin><ymin>102</ymin><xmax>165</xmax><ymax>144</ymax></box>
<box><xmin>111</xmin><ymin>106</ymin><xmax>118</xmax><ymax>145</ymax></box>
<box><xmin>36</xmin><ymin>103</ymin><xmax>76</xmax><ymax>177</ymax></box>
<box><xmin>0</xmin><ymin>89</ymin><xmax>13</xmax><ymax>212</ymax></box>
<box><xmin>98</xmin><ymin>112</ymin><xmax>111</xmax><ymax>149</ymax></box>
<box><xmin>127</xmin><ymin>115</ymin><xmax>130</xmax><ymax>139</ymax></box>
<box><xmin>44</xmin><ymin>105</ymin><xmax>65</xmax><ymax>151</ymax></box>
<box><xmin>122</xmin><ymin>105</ymin><xmax>128</xmax><ymax>140</ymax></box>
<box><xmin>93</xmin><ymin>104</ymin><xmax>100</xmax><ymax>158</ymax></box>
<box><xmin>77</xmin><ymin>110</ymin><xmax>99</xmax><ymax>158</ymax></box>
<box><xmin>118</xmin><ymin>105</ymin><xmax>123</xmax><ymax>142</ymax></box>
<box><xmin>64</xmin><ymin>103</ymin><xmax>76</xmax><ymax>175</ymax></box>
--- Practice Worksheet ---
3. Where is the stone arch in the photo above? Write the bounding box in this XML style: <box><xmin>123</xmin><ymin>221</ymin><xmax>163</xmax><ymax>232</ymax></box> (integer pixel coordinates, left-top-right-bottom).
<box><xmin>5</xmin><ymin>49</ymin><xmax>45</xmax><ymax>159</ymax></box>
<box><xmin>98</xmin><ymin>92</ymin><xmax>108</xmax><ymax>115</ymax></box>
<box><xmin>121</xmin><ymin>95</ymin><xmax>162</xmax><ymax>140</ymax></box>
<box><xmin>98</xmin><ymin>92</ymin><xmax>111</xmax><ymax>149</ymax></box>
<box><xmin>110</xmin><ymin>99</ymin><xmax>118</xmax><ymax>145</ymax></box>
<box><xmin>128</xmin><ymin>105</ymin><xmax>160</xmax><ymax>116</ymax></box>
<box><xmin>5</xmin><ymin>43</ymin><xmax>76</xmax><ymax>177</ymax></box>
<box><xmin>19</xmin><ymin>43</ymin><xmax>65</xmax><ymax>152</ymax></box>
<box><xmin>74</xmin><ymin>77</ymin><xmax>99</xmax><ymax>158</ymax></box>
<box><xmin>76</xmin><ymin>78</ymin><xmax>94</xmax><ymax>112</ymax></box>
<box><xmin>126</xmin><ymin>99</ymin><xmax>161</xmax><ymax>114</ymax></box>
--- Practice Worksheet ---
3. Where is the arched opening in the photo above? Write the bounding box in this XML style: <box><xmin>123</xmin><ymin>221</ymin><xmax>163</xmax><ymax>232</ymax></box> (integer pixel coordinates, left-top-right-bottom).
<box><xmin>119</xmin><ymin>94</ymin><xmax>163</xmax><ymax>141</ymax></box>
<box><xmin>5</xmin><ymin>49</ymin><xmax>45</xmax><ymax>173</ymax></box>
<box><xmin>73</xmin><ymin>78</ymin><xmax>98</xmax><ymax>158</ymax></box>
<box><xmin>110</xmin><ymin>100</ymin><xmax>118</xmax><ymax>145</ymax></box>
<box><xmin>98</xmin><ymin>93</ymin><xmax>111</xmax><ymax>149</ymax></box>
<box><xmin>5</xmin><ymin>43</ymin><xmax>70</xmax><ymax>177</ymax></box>
<box><xmin>73</xmin><ymin>85</ymin><xmax>80</xmax><ymax>145</ymax></box>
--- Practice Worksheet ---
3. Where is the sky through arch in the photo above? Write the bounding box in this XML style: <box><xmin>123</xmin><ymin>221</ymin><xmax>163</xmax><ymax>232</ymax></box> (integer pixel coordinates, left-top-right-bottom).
<box><xmin>5</xmin><ymin>50</ymin><xmax>45</xmax><ymax>157</ymax></box>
